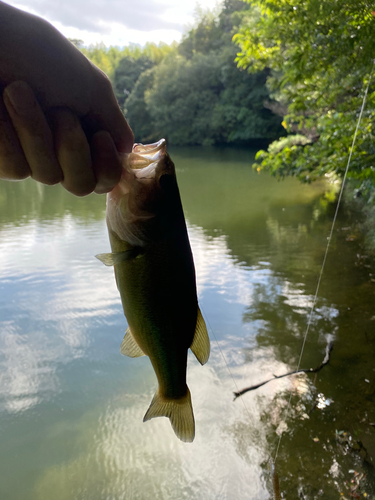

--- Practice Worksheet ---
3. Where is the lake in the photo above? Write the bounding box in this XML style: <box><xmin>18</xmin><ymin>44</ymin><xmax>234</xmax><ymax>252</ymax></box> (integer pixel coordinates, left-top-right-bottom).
<box><xmin>0</xmin><ymin>146</ymin><xmax>374</xmax><ymax>499</ymax></box>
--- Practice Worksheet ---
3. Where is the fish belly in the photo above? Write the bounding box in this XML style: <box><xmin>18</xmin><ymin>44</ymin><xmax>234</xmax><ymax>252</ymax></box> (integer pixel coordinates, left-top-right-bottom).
<box><xmin>109</xmin><ymin>231</ymin><xmax>198</xmax><ymax>442</ymax></box>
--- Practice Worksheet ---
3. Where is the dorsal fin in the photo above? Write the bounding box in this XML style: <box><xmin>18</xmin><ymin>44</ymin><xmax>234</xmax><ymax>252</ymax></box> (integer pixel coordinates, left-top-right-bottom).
<box><xmin>190</xmin><ymin>306</ymin><xmax>210</xmax><ymax>365</ymax></box>
<box><xmin>120</xmin><ymin>327</ymin><xmax>146</xmax><ymax>357</ymax></box>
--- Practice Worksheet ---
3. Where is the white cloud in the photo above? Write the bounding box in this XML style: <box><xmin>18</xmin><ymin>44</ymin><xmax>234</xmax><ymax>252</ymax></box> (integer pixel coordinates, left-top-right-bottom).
<box><xmin>8</xmin><ymin>0</ymin><xmax>221</xmax><ymax>45</ymax></box>
<box><xmin>12</xmin><ymin>0</ymin><xmax>181</xmax><ymax>32</ymax></box>
<box><xmin>49</xmin><ymin>20</ymin><xmax>183</xmax><ymax>46</ymax></box>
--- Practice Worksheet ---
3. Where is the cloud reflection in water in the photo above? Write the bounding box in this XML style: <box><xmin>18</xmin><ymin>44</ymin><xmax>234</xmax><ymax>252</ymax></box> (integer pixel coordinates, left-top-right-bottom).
<box><xmin>0</xmin><ymin>208</ymin><xmax>330</xmax><ymax>499</ymax></box>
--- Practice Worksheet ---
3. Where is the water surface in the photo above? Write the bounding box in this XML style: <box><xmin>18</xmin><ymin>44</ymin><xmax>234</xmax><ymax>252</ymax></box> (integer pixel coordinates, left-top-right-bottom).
<box><xmin>0</xmin><ymin>147</ymin><xmax>374</xmax><ymax>499</ymax></box>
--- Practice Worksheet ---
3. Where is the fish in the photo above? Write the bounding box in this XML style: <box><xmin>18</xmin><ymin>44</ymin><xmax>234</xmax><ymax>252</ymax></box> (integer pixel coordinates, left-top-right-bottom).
<box><xmin>96</xmin><ymin>139</ymin><xmax>210</xmax><ymax>442</ymax></box>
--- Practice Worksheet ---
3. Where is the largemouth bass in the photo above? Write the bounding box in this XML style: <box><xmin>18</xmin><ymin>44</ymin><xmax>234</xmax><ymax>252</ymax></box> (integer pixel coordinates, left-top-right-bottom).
<box><xmin>96</xmin><ymin>139</ymin><xmax>210</xmax><ymax>442</ymax></box>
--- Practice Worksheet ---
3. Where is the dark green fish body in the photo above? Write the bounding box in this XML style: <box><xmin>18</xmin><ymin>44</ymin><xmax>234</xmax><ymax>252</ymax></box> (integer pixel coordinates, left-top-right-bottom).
<box><xmin>107</xmin><ymin>222</ymin><xmax>198</xmax><ymax>398</ymax></box>
<box><xmin>97</xmin><ymin>140</ymin><xmax>210</xmax><ymax>442</ymax></box>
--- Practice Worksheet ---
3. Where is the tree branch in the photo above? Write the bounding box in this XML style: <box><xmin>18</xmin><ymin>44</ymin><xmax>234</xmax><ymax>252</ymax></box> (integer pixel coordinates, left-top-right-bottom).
<box><xmin>233</xmin><ymin>341</ymin><xmax>334</xmax><ymax>401</ymax></box>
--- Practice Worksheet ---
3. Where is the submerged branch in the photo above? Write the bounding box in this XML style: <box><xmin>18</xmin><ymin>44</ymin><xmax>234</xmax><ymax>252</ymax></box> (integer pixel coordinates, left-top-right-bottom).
<box><xmin>233</xmin><ymin>341</ymin><xmax>334</xmax><ymax>401</ymax></box>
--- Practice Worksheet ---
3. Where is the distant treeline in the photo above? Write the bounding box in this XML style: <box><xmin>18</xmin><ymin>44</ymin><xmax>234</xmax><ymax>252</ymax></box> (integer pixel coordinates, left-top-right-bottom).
<box><xmin>79</xmin><ymin>0</ymin><xmax>283</xmax><ymax>147</ymax></box>
<box><xmin>78</xmin><ymin>0</ymin><xmax>375</xmax><ymax>197</ymax></box>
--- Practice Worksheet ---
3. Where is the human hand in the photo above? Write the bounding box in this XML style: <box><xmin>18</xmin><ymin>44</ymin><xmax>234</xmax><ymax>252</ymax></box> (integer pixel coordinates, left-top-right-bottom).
<box><xmin>0</xmin><ymin>2</ymin><xmax>134</xmax><ymax>196</ymax></box>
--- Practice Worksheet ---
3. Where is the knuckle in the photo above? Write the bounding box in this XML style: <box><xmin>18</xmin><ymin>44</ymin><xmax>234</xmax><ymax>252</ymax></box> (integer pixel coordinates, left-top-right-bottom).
<box><xmin>54</xmin><ymin>114</ymin><xmax>90</xmax><ymax>156</ymax></box>
<box><xmin>53</xmin><ymin>108</ymin><xmax>79</xmax><ymax>134</ymax></box>
<box><xmin>59</xmin><ymin>136</ymin><xmax>87</xmax><ymax>155</ymax></box>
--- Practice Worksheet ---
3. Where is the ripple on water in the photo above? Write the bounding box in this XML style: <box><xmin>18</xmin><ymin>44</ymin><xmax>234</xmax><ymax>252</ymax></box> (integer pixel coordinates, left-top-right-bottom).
<box><xmin>33</xmin><ymin>349</ymin><xmax>273</xmax><ymax>500</ymax></box>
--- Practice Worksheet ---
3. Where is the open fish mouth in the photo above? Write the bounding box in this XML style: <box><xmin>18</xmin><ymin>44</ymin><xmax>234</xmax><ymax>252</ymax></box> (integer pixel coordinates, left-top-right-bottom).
<box><xmin>126</xmin><ymin>139</ymin><xmax>167</xmax><ymax>179</ymax></box>
<box><xmin>107</xmin><ymin>138</ymin><xmax>175</xmax><ymax>246</ymax></box>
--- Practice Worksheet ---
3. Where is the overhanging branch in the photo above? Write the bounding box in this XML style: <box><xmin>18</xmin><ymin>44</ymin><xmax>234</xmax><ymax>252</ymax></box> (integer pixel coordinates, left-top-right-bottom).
<box><xmin>234</xmin><ymin>341</ymin><xmax>334</xmax><ymax>401</ymax></box>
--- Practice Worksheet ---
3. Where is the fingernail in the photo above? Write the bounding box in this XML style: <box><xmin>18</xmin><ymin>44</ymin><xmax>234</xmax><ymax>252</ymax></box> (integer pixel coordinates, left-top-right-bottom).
<box><xmin>94</xmin><ymin>185</ymin><xmax>113</xmax><ymax>195</ymax></box>
<box><xmin>3</xmin><ymin>81</ymin><xmax>37</xmax><ymax>117</ymax></box>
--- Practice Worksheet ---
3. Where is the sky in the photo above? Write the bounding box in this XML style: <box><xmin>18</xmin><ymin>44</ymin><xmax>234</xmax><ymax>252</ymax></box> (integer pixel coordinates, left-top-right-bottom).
<box><xmin>7</xmin><ymin>0</ymin><xmax>221</xmax><ymax>46</ymax></box>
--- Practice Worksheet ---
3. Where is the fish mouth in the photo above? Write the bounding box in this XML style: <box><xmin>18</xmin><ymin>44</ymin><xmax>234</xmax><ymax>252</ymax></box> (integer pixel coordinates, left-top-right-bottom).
<box><xmin>126</xmin><ymin>139</ymin><xmax>167</xmax><ymax>179</ymax></box>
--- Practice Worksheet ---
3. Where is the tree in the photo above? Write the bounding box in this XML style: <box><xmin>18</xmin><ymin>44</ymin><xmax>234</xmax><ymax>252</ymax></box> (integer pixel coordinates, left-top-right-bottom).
<box><xmin>234</xmin><ymin>0</ymin><xmax>375</xmax><ymax>183</ymax></box>
<box><xmin>125</xmin><ymin>0</ymin><xmax>283</xmax><ymax>145</ymax></box>
<box><xmin>81</xmin><ymin>43</ymin><xmax>124</xmax><ymax>80</ymax></box>
<box><xmin>124</xmin><ymin>69</ymin><xmax>157</xmax><ymax>143</ymax></box>
<box><xmin>144</xmin><ymin>53</ymin><xmax>224</xmax><ymax>145</ymax></box>
<box><xmin>81</xmin><ymin>42</ymin><xmax>175</xmax><ymax>85</ymax></box>
<box><xmin>113</xmin><ymin>55</ymin><xmax>154</xmax><ymax>108</ymax></box>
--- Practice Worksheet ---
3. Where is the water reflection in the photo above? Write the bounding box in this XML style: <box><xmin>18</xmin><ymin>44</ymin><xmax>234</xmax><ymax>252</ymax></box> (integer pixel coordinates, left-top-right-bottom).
<box><xmin>33</xmin><ymin>361</ymin><xmax>268</xmax><ymax>500</ymax></box>
<box><xmin>0</xmin><ymin>147</ymin><xmax>375</xmax><ymax>499</ymax></box>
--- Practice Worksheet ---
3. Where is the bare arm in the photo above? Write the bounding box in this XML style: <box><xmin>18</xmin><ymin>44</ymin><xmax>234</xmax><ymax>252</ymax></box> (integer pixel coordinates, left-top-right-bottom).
<box><xmin>0</xmin><ymin>1</ymin><xmax>134</xmax><ymax>195</ymax></box>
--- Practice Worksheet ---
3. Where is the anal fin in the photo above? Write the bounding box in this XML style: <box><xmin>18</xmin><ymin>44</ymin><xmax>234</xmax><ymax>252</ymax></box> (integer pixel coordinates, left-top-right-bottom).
<box><xmin>120</xmin><ymin>327</ymin><xmax>146</xmax><ymax>357</ymax></box>
<box><xmin>190</xmin><ymin>306</ymin><xmax>210</xmax><ymax>365</ymax></box>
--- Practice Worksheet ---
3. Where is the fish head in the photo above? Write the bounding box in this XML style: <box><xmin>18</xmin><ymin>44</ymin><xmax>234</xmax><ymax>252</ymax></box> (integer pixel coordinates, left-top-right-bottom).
<box><xmin>106</xmin><ymin>139</ymin><xmax>179</xmax><ymax>246</ymax></box>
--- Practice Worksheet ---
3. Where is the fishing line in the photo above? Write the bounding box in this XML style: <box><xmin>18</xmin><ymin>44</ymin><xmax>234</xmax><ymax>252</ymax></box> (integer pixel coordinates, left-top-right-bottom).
<box><xmin>200</xmin><ymin>305</ymin><xmax>254</xmax><ymax>422</ymax></box>
<box><xmin>273</xmin><ymin>59</ymin><xmax>375</xmax><ymax>465</ymax></box>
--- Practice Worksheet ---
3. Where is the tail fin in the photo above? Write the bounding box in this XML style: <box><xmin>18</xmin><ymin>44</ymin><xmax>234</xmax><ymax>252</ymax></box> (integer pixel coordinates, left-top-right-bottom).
<box><xmin>143</xmin><ymin>387</ymin><xmax>195</xmax><ymax>443</ymax></box>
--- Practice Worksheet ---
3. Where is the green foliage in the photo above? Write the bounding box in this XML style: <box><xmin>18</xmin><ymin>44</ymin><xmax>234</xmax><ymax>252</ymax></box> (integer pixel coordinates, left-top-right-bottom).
<box><xmin>81</xmin><ymin>43</ymin><xmax>125</xmax><ymax>80</ymax></box>
<box><xmin>81</xmin><ymin>42</ymin><xmax>176</xmax><ymax>82</ymax></box>
<box><xmin>124</xmin><ymin>0</ymin><xmax>282</xmax><ymax>144</ymax></box>
<box><xmin>215</xmin><ymin>50</ymin><xmax>282</xmax><ymax>142</ymax></box>
<box><xmin>113</xmin><ymin>56</ymin><xmax>154</xmax><ymax>108</ymax></box>
<box><xmin>178</xmin><ymin>0</ymin><xmax>248</xmax><ymax>59</ymax></box>
<box><xmin>234</xmin><ymin>0</ymin><xmax>375</xmax><ymax>183</ymax></box>
<box><xmin>255</xmin><ymin>105</ymin><xmax>375</xmax><ymax>183</ymax></box>
<box><xmin>178</xmin><ymin>10</ymin><xmax>222</xmax><ymax>58</ymax></box>
<box><xmin>124</xmin><ymin>69</ymin><xmax>158</xmax><ymax>143</ymax></box>
<box><xmin>144</xmin><ymin>53</ymin><xmax>223</xmax><ymax>145</ymax></box>
<box><xmin>79</xmin><ymin>0</ymin><xmax>283</xmax><ymax>146</ymax></box>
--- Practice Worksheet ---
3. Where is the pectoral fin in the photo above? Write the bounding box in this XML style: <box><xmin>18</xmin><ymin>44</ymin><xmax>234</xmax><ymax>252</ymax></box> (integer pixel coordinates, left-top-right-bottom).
<box><xmin>120</xmin><ymin>327</ymin><xmax>146</xmax><ymax>357</ymax></box>
<box><xmin>95</xmin><ymin>247</ymin><xmax>143</xmax><ymax>266</ymax></box>
<box><xmin>190</xmin><ymin>306</ymin><xmax>210</xmax><ymax>365</ymax></box>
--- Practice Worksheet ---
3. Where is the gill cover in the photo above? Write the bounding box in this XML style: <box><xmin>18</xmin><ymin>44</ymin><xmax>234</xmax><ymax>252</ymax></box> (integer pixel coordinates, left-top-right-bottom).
<box><xmin>105</xmin><ymin>139</ymin><xmax>175</xmax><ymax>247</ymax></box>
